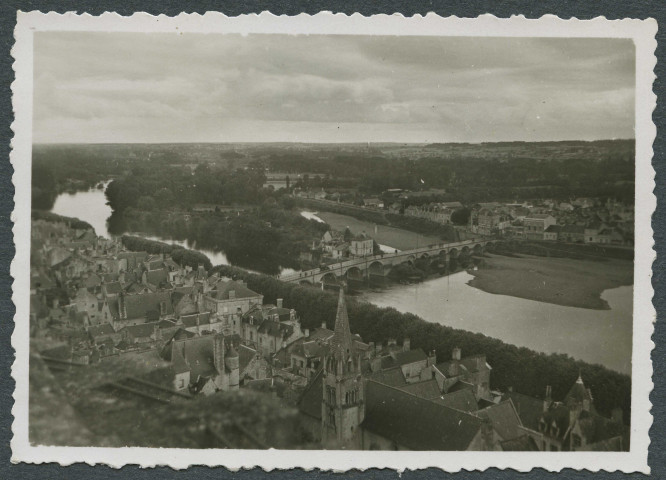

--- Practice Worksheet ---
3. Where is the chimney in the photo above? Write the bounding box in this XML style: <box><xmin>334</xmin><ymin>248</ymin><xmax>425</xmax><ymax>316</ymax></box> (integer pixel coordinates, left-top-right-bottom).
<box><xmin>213</xmin><ymin>334</ymin><xmax>225</xmax><ymax>373</ymax></box>
<box><xmin>304</xmin><ymin>328</ymin><xmax>310</xmax><ymax>338</ymax></box>
<box><xmin>321</xmin><ymin>321</ymin><xmax>326</xmax><ymax>330</ymax></box>
<box><xmin>403</xmin><ymin>338</ymin><xmax>411</xmax><ymax>352</ymax></box>
<box><xmin>277</xmin><ymin>298</ymin><xmax>283</xmax><ymax>309</ymax></box>
<box><xmin>545</xmin><ymin>385</ymin><xmax>552</xmax><ymax>402</ymax></box>
<box><xmin>452</xmin><ymin>347</ymin><xmax>462</xmax><ymax>361</ymax></box>
<box><xmin>228</xmin><ymin>290</ymin><xmax>236</xmax><ymax>299</ymax></box>
<box><xmin>282</xmin><ymin>340</ymin><xmax>287</xmax><ymax>350</ymax></box>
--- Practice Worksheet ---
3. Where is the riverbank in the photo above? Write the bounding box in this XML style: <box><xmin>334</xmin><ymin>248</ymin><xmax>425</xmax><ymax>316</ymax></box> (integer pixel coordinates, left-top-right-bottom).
<box><xmin>468</xmin><ymin>254</ymin><xmax>633</xmax><ymax>310</ymax></box>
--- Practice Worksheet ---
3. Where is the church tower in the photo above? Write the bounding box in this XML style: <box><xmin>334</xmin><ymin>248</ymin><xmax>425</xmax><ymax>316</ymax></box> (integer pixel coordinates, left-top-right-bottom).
<box><xmin>321</xmin><ymin>289</ymin><xmax>364</xmax><ymax>449</ymax></box>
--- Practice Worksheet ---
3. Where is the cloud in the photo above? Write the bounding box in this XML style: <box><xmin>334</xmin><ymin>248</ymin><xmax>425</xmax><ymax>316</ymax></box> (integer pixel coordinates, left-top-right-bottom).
<box><xmin>33</xmin><ymin>32</ymin><xmax>635</xmax><ymax>143</ymax></box>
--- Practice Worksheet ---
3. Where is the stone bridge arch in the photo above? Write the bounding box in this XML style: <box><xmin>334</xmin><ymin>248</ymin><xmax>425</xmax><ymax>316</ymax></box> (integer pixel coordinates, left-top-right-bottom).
<box><xmin>345</xmin><ymin>266</ymin><xmax>364</xmax><ymax>282</ymax></box>
<box><xmin>473</xmin><ymin>244</ymin><xmax>484</xmax><ymax>256</ymax></box>
<box><xmin>368</xmin><ymin>261</ymin><xmax>384</xmax><ymax>276</ymax></box>
<box><xmin>321</xmin><ymin>272</ymin><xmax>338</xmax><ymax>284</ymax></box>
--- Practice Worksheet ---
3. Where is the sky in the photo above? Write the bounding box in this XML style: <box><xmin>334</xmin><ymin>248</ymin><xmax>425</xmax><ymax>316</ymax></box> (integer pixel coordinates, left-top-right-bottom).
<box><xmin>33</xmin><ymin>33</ymin><xmax>635</xmax><ymax>144</ymax></box>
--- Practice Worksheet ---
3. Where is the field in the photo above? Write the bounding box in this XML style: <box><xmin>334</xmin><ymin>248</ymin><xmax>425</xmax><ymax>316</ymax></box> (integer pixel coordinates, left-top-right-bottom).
<box><xmin>313</xmin><ymin>211</ymin><xmax>442</xmax><ymax>250</ymax></box>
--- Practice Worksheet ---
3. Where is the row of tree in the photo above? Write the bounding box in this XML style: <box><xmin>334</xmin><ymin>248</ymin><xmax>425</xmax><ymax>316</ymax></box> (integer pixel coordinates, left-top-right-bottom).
<box><xmin>121</xmin><ymin>235</ymin><xmax>212</xmax><ymax>271</ymax></box>
<box><xmin>209</xmin><ymin>262</ymin><xmax>631</xmax><ymax>424</ymax></box>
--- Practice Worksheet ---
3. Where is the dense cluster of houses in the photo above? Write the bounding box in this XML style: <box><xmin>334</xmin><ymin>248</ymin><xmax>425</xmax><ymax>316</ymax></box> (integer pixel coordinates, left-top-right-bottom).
<box><xmin>300</xmin><ymin>230</ymin><xmax>376</xmax><ymax>266</ymax></box>
<box><xmin>469</xmin><ymin>198</ymin><xmax>633</xmax><ymax>245</ymax></box>
<box><xmin>30</xmin><ymin>218</ymin><xmax>628</xmax><ymax>451</ymax></box>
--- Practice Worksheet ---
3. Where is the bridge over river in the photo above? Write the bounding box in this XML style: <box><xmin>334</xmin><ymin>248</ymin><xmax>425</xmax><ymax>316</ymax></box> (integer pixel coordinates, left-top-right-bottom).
<box><xmin>278</xmin><ymin>239</ymin><xmax>497</xmax><ymax>285</ymax></box>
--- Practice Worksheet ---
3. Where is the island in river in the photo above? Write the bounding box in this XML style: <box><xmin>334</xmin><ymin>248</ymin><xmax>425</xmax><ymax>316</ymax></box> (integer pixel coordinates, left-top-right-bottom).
<box><xmin>468</xmin><ymin>253</ymin><xmax>633</xmax><ymax>310</ymax></box>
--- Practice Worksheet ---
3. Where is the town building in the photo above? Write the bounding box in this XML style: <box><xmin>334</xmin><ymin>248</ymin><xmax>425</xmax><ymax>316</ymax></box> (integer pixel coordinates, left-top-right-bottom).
<box><xmin>523</xmin><ymin>214</ymin><xmax>556</xmax><ymax>240</ymax></box>
<box><xmin>160</xmin><ymin>332</ymin><xmax>240</xmax><ymax>394</ymax></box>
<box><xmin>350</xmin><ymin>233</ymin><xmax>374</xmax><ymax>257</ymax></box>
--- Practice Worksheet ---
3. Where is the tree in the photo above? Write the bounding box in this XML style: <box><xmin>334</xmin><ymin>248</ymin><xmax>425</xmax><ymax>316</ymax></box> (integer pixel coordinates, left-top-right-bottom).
<box><xmin>137</xmin><ymin>196</ymin><xmax>156</xmax><ymax>211</ymax></box>
<box><xmin>344</xmin><ymin>227</ymin><xmax>352</xmax><ymax>242</ymax></box>
<box><xmin>451</xmin><ymin>208</ymin><xmax>471</xmax><ymax>226</ymax></box>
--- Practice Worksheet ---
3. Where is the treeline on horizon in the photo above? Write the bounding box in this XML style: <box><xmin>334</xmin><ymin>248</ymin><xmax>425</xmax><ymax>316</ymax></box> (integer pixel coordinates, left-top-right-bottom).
<box><xmin>33</xmin><ymin>139</ymin><xmax>635</xmax><ymax>211</ymax></box>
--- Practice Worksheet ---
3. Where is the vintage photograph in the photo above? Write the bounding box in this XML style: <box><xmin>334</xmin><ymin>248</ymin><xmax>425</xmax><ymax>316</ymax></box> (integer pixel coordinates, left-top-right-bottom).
<box><xmin>11</xmin><ymin>12</ymin><xmax>655</xmax><ymax>472</ymax></box>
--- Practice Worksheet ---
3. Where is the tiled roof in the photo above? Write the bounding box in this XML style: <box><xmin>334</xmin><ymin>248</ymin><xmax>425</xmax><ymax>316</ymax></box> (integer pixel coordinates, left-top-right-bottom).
<box><xmin>362</xmin><ymin>380</ymin><xmax>484</xmax><ymax>451</ymax></box>
<box><xmin>393</xmin><ymin>349</ymin><xmax>428</xmax><ymax>366</ymax></box>
<box><xmin>476</xmin><ymin>400</ymin><xmax>522</xmax><ymax>441</ymax></box>
<box><xmin>103</xmin><ymin>282</ymin><xmax>122</xmax><ymax>295</ymax></box>
<box><xmin>119</xmin><ymin>291</ymin><xmax>173</xmax><ymax>320</ymax></box>
<box><xmin>145</xmin><ymin>268</ymin><xmax>168</xmax><ymax>286</ymax></box>
<box><xmin>210</xmin><ymin>280</ymin><xmax>261</xmax><ymax>301</ymax></box>
<box><xmin>308</xmin><ymin>327</ymin><xmax>335</xmax><ymax>342</ymax></box>
<box><xmin>298</xmin><ymin>370</ymin><xmax>323</xmax><ymax>420</ymax></box>
<box><xmin>238</xmin><ymin>344</ymin><xmax>258</xmax><ymax>373</ymax></box>
<box><xmin>365</xmin><ymin>366</ymin><xmax>407</xmax><ymax>387</ymax></box>
<box><xmin>500</xmin><ymin>435</ymin><xmax>540</xmax><ymax>451</ymax></box>
<box><xmin>122</xmin><ymin>322</ymin><xmax>157</xmax><ymax>339</ymax></box>
<box><xmin>257</xmin><ymin>319</ymin><xmax>293</xmax><ymax>339</ymax></box>
<box><xmin>576</xmin><ymin>410</ymin><xmax>627</xmax><ymax>445</ymax></box>
<box><xmin>88</xmin><ymin>323</ymin><xmax>116</xmax><ymax>338</ymax></box>
<box><xmin>396</xmin><ymin>379</ymin><xmax>440</xmax><ymax>400</ymax></box>
<box><xmin>433</xmin><ymin>388</ymin><xmax>478</xmax><ymax>413</ymax></box>
<box><xmin>501</xmin><ymin>391</ymin><xmax>545</xmax><ymax>432</ymax></box>
<box><xmin>181</xmin><ymin>312</ymin><xmax>212</xmax><ymax>328</ymax></box>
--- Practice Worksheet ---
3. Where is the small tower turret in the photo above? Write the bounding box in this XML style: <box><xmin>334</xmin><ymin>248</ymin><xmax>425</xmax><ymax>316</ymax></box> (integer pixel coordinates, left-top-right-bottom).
<box><xmin>225</xmin><ymin>344</ymin><xmax>240</xmax><ymax>391</ymax></box>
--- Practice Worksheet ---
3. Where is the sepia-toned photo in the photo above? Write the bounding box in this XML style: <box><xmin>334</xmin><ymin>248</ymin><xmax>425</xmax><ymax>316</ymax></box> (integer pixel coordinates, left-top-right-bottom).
<box><xmin>11</xmin><ymin>12</ymin><xmax>656</xmax><ymax>472</ymax></box>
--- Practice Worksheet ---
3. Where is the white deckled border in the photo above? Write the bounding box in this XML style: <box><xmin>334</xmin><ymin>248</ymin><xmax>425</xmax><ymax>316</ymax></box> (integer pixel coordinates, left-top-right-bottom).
<box><xmin>10</xmin><ymin>11</ymin><xmax>657</xmax><ymax>473</ymax></box>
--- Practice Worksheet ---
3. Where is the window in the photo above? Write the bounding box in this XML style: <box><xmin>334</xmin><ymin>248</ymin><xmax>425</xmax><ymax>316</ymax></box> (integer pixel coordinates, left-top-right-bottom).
<box><xmin>178</xmin><ymin>378</ymin><xmax>185</xmax><ymax>389</ymax></box>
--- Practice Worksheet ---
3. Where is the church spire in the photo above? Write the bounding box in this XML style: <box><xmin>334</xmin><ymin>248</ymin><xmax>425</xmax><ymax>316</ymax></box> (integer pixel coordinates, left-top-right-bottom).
<box><xmin>330</xmin><ymin>288</ymin><xmax>353</xmax><ymax>354</ymax></box>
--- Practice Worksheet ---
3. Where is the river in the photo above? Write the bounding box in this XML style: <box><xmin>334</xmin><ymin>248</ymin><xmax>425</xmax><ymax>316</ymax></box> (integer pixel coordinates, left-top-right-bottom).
<box><xmin>50</xmin><ymin>185</ymin><xmax>298</xmax><ymax>275</ymax></box>
<box><xmin>51</xmin><ymin>188</ymin><xmax>632</xmax><ymax>374</ymax></box>
<box><xmin>356</xmin><ymin>271</ymin><xmax>632</xmax><ymax>375</ymax></box>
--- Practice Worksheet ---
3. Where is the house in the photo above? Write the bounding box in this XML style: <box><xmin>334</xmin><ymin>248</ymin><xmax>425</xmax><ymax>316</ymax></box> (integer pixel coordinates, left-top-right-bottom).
<box><xmin>474</xmin><ymin>208</ymin><xmax>512</xmax><ymax>236</ymax></box>
<box><xmin>544</xmin><ymin>225</ymin><xmax>561</xmax><ymax>241</ymax></box>
<box><xmin>241</xmin><ymin>302</ymin><xmax>304</xmax><ymax>357</ymax></box>
<box><xmin>120</xmin><ymin>322</ymin><xmax>159</xmax><ymax>344</ymax></box>
<box><xmin>523</xmin><ymin>214</ymin><xmax>556</xmax><ymax>240</ymax></box>
<box><xmin>238</xmin><ymin>344</ymin><xmax>271</xmax><ymax>384</ymax></box>
<box><xmin>202</xmin><ymin>280</ymin><xmax>263</xmax><ymax>316</ymax></box>
<box><xmin>560</xmin><ymin>224</ymin><xmax>586</xmax><ymax>243</ymax></box>
<box><xmin>331</xmin><ymin>242</ymin><xmax>349</xmax><ymax>259</ymax></box>
<box><xmin>503</xmin><ymin>377</ymin><xmax>628</xmax><ymax>452</ymax></box>
<box><xmin>87</xmin><ymin>323</ymin><xmax>121</xmax><ymax>347</ymax></box>
<box><xmin>160</xmin><ymin>333</ymin><xmax>240</xmax><ymax>394</ymax></box>
<box><xmin>363</xmin><ymin>197</ymin><xmax>383</xmax><ymax>208</ymax></box>
<box><xmin>433</xmin><ymin>347</ymin><xmax>492</xmax><ymax>402</ymax></box>
<box><xmin>350</xmin><ymin>233</ymin><xmax>374</xmax><ymax>257</ymax></box>
<box><xmin>111</xmin><ymin>291</ymin><xmax>175</xmax><ymax>328</ymax></box>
